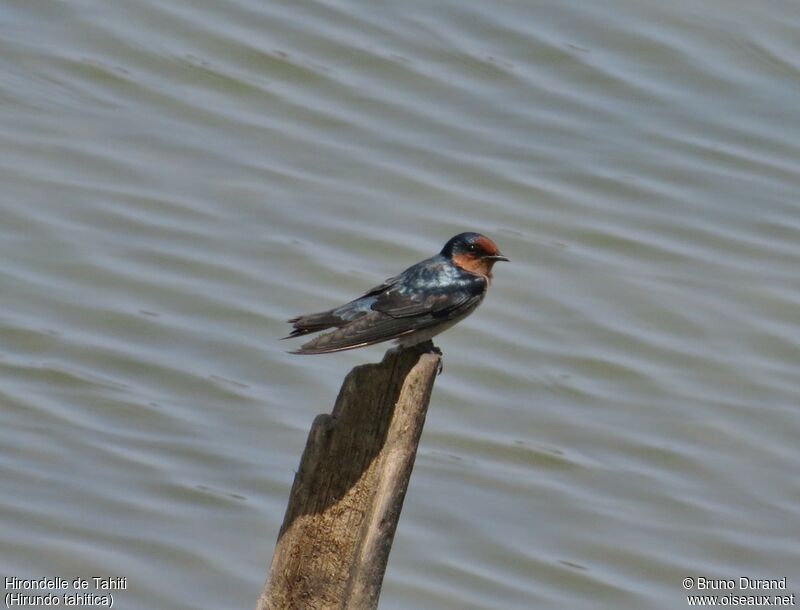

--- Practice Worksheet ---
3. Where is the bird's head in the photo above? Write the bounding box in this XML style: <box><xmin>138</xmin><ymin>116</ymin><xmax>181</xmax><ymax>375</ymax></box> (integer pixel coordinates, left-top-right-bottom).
<box><xmin>441</xmin><ymin>232</ymin><xmax>509</xmax><ymax>279</ymax></box>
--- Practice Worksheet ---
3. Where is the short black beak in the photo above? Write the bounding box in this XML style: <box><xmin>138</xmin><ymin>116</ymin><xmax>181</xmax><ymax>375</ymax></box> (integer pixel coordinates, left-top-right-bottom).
<box><xmin>485</xmin><ymin>253</ymin><xmax>510</xmax><ymax>262</ymax></box>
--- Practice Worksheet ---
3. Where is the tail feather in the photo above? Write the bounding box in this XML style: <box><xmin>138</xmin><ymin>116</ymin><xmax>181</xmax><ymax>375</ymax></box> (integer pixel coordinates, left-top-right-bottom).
<box><xmin>283</xmin><ymin>310</ymin><xmax>342</xmax><ymax>339</ymax></box>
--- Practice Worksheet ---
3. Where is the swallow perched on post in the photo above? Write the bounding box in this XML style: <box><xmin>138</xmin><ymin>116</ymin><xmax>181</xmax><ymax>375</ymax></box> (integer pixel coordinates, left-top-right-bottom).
<box><xmin>284</xmin><ymin>232</ymin><xmax>508</xmax><ymax>355</ymax></box>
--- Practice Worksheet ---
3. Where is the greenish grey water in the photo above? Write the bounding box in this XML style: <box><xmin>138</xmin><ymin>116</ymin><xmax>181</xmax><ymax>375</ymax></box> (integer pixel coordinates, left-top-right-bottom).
<box><xmin>1</xmin><ymin>1</ymin><xmax>799</xmax><ymax>608</ymax></box>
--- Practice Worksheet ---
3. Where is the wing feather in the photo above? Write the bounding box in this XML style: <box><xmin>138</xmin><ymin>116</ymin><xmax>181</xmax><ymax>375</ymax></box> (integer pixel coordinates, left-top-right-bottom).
<box><xmin>291</xmin><ymin>311</ymin><xmax>424</xmax><ymax>354</ymax></box>
<box><xmin>293</xmin><ymin>282</ymin><xmax>485</xmax><ymax>354</ymax></box>
<box><xmin>373</xmin><ymin>273</ymin><xmax>486</xmax><ymax>318</ymax></box>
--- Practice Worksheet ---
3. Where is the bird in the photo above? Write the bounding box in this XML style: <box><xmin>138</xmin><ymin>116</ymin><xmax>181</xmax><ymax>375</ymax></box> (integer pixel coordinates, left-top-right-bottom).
<box><xmin>284</xmin><ymin>232</ymin><xmax>508</xmax><ymax>355</ymax></box>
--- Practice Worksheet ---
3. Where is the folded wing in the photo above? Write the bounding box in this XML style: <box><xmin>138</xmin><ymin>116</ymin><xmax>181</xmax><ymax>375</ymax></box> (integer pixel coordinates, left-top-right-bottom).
<box><xmin>292</xmin><ymin>276</ymin><xmax>486</xmax><ymax>354</ymax></box>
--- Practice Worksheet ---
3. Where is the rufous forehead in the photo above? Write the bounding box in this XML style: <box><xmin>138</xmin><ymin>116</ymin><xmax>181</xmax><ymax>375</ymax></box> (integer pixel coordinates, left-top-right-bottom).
<box><xmin>475</xmin><ymin>235</ymin><xmax>500</xmax><ymax>255</ymax></box>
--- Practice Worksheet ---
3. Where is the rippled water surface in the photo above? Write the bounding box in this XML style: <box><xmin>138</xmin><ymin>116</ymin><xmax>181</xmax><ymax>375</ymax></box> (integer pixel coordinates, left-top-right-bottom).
<box><xmin>2</xmin><ymin>1</ymin><xmax>799</xmax><ymax>608</ymax></box>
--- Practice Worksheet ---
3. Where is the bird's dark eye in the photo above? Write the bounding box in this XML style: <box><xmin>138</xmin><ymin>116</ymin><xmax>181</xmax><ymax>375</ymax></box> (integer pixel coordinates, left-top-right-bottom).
<box><xmin>467</xmin><ymin>243</ymin><xmax>478</xmax><ymax>252</ymax></box>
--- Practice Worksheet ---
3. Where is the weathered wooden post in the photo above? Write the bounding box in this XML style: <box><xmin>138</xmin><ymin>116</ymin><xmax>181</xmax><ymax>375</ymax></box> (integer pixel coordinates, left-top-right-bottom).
<box><xmin>257</xmin><ymin>341</ymin><xmax>442</xmax><ymax>610</ymax></box>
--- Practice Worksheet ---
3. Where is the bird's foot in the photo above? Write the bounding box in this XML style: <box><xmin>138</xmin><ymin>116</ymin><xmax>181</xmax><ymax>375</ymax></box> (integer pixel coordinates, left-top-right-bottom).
<box><xmin>392</xmin><ymin>340</ymin><xmax>444</xmax><ymax>374</ymax></box>
<box><xmin>429</xmin><ymin>344</ymin><xmax>444</xmax><ymax>375</ymax></box>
